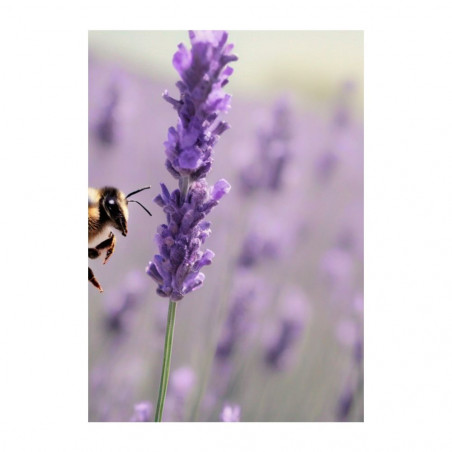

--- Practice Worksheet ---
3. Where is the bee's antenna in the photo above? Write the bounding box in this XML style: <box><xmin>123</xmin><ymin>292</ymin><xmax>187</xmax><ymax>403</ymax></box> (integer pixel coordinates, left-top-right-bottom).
<box><xmin>126</xmin><ymin>186</ymin><xmax>151</xmax><ymax>199</ymax></box>
<box><xmin>128</xmin><ymin>200</ymin><xmax>152</xmax><ymax>217</ymax></box>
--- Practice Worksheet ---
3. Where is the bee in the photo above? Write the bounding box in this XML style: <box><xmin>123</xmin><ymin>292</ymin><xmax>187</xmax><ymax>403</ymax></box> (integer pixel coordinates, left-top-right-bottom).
<box><xmin>88</xmin><ymin>185</ymin><xmax>152</xmax><ymax>292</ymax></box>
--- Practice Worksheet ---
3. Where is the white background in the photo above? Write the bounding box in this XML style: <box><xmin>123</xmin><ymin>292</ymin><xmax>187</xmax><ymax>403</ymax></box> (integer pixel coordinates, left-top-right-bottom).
<box><xmin>0</xmin><ymin>1</ymin><xmax>451</xmax><ymax>451</ymax></box>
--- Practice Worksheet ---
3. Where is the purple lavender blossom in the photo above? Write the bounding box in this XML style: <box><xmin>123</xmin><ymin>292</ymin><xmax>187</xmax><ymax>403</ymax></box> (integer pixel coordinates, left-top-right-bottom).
<box><xmin>220</xmin><ymin>404</ymin><xmax>241</xmax><ymax>422</ymax></box>
<box><xmin>162</xmin><ymin>30</ymin><xmax>238</xmax><ymax>181</ymax></box>
<box><xmin>147</xmin><ymin>178</ymin><xmax>230</xmax><ymax>300</ymax></box>
<box><xmin>147</xmin><ymin>31</ymin><xmax>237</xmax><ymax>301</ymax></box>
<box><xmin>130</xmin><ymin>401</ymin><xmax>152</xmax><ymax>422</ymax></box>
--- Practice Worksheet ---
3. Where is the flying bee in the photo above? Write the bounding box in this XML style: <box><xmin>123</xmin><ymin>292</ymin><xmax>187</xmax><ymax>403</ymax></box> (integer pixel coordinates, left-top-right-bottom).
<box><xmin>88</xmin><ymin>185</ymin><xmax>152</xmax><ymax>292</ymax></box>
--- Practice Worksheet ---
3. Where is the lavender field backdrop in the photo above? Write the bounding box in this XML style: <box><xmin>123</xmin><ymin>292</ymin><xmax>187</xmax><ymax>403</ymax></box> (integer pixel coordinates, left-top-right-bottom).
<box><xmin>88</xmin><ymin>31</ymin><xmax>363</xmax><ymax>422</ymax></box>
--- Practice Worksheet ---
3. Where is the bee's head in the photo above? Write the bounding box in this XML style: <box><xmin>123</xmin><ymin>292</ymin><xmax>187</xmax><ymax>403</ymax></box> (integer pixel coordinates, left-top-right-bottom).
<box><xmin>101</xmin><ymin>187</ymin><xmax>129</xmax><ymax>236</ymax></box>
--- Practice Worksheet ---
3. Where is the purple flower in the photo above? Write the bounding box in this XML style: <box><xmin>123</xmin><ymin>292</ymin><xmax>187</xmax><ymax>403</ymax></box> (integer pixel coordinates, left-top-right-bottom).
<box><xmin>130</xmin><ymin>401</ymin><xmax>152</xmax><ymax>422</ymax></box>
<box><xmin>265</xmin><ymin>319</ymin><xmax>303</xmax><ymax>370</ymax></box>
<box><xmin>315</xmin><ymin>150</ymin><xmax>339</xmax><ymax>183</ymax></box>
<box><xmin>239</xmin><ymin>100</ymin><xmax>292</xmax><ymax>195</ymax></box>
<box><xmin>320</xmin><ymin>247</ymin><xmax>354</xmax><ymax>293</ymax></box>
<box><xmin>104</xmin><ymin>270</ymin><xmax>148</xmax><ymax>334</ymax></box>
<box><xmin>147</xmin><ymin>179</ymin><xmax>230</xmax><ymax>301</ymax></box>
<box><xmin>216</xmin><ymin>282</ymin><xmax>256</xmax><ymax>360</ymax></box>
<box><xmin>147</xmin><ymin>31</ymin><xmax>236</xmax><ymax>302</ymax></box>
<box><xmin>264</xmin><ymin>288</ymin><xmax>309</xmax><ymax>371</ymax></box>
<box><xmin>170</xmin><ymin>366</ymin><xmax>196</xmax><ymax>399</ymax></box>
<box><xmin>237</xmin><ymin>231</ymin><xmax>279</xmax><ymax>268</ymax></box>
<box><xmin>220</xmin><ymin>404</ymin><xmax>241</xmax><ymax>422</ymax></box>
<box><xmin>162</xmin><ymin>30</ymin><xmax>237</xmax><ymax>181</ymax></box>
<box><xmin>95</xmin><ymin>84</ymin><xmax>119</xmax><ymax>146</ymax></box>
<box><xmin>336</xmin><ymin>384</ymin><xmax>354</xmax><ymax>421</ymax></box>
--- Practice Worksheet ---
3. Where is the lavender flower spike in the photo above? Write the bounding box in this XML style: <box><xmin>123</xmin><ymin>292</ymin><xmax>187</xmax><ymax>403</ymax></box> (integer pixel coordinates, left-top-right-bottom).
<box><xmin>147</xmin><ymin>31</ymin><xmax>237</xmax><ymax>302</ymax></box>
<box><xmin>162</xmin><ymin>30</ymin><xmax>238</xmax><ymax>182</ymax></box>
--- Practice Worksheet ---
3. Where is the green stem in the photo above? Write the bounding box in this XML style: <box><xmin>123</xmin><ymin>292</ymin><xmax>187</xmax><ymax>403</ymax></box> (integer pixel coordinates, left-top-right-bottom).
<box><xmin>154</xmin><ymin>300</ymin><xmax>177</xmax><ymax>422</ymax></box>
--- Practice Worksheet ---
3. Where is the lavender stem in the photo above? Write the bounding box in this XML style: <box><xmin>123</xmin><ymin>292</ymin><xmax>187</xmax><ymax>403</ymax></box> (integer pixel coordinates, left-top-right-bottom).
<box><xmin>154</xmin><ymin>300</ymin><xmax>177</xmax><ymax>422</ymax></box>
<box><xmin>179</xmin><ymin>175</ymin><xmax>190</xmax><ymax>200</ymax></box>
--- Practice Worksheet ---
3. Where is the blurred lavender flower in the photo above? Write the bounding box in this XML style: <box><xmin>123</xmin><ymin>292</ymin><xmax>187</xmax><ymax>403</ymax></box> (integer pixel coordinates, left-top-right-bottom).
<box><xmin>320</xmin><ymin>247</ymin><xmax>354</xmax><ymax>295</ymax></box>
<box><xmin>315</xmin><ymin>150</ymin><xmax>339</xmax><ymax>183</ymax></box>
<box><xmin>216</xmin><ymin>281</ymin><xmax>256</xmax><ymax>360</ymax></box>
<box><xmin>335</xmin><ymin>291</ymin><xmax>363</xmax><ymax>421</ymax></box>
<box><xmin>103</xmin><ymin>270</ymin><xmax>148</xmax><ymax>334</ymax></box>
<box><xmin>220</xmin><ymin>404</ymin><xmax>241</xmax><ymax>422</ymax></box>
<box><xmin>336</xmin><ymin>384</ymin><xmax>354</xmax><ymax>421</ymax></box>
<box><xmin>265</xmin><ymin>320</ymin><xmax>303</xmax><ymax>370</ymax></box>
<box><xmin>95</xmin><ymin>84</ymin><xmax>119</xmax><ymax>146</ymax></box>
<box><xmin>147</xmin><ymin>31</ymin><xmax>237</xmax><ymax>302</ymax></box>
<box><xmin>239</xmin><ymin>100</ymin><xmax>292</xmax><ymax>195</ymax></box>
<box><xmin>335</xmin><ymin>293</ymin><xmax>363</xmax><ymax>351</ymax></box>
<box><xmin>170</xmin><ymin>366</ymin><xmax>196</xmax><ymax>397</ymax></box>
<box><xmin>335</xmin><ymin>318</ymin><xmax>359</xmax><ymax>348</ymax></box>
<box><xmin>314</xmin><ymin>82</ymin><xmax>357</xmax><ymax>184</ymax></box>
<box><xmin>130</xmin><ymin>401</ymin><xmax>152</xmax><ymax>422</ymax></box>
<box><xmin>163</xmin><ymin>366</ymin><xmax>196</xmax><ymax>421</ymax></box>
<box><xmin>237</xmin><ymin>231</ymin><xmax>279</xmax><ymax>268</ymax></box>
<box><xmin>265</xmin><ymin>288</ymin><xmax>309</xmax><ymax>371</ymax></box>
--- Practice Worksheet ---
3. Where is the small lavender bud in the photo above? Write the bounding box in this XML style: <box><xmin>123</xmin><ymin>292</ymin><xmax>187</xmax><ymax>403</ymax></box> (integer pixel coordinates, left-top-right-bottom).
<box><xmin>220</xmin><ymin>404</ymin><xmax>241</xmax><ymax>422</ymax></box>
<box><xmin>130</xmin><ymin>401</ymin><xmax>152</xmax><ymax>422</ymax></box>
<box><xmin>211</xmin><ymin>178</ymin><xmax>231</xmax><ymax>201</ymax></box>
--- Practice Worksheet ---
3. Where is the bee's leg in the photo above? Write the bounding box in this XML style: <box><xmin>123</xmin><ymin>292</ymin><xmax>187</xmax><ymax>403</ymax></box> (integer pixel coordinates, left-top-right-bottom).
<box><xmin>95</xmin><ymin>232</ymin><xmax>116</xmax><ymax>264</ymax></box>
<box><xmin>89</xmin><ymin>267</ymin><xmax>103</xmax><ymax>292</ymax></box>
